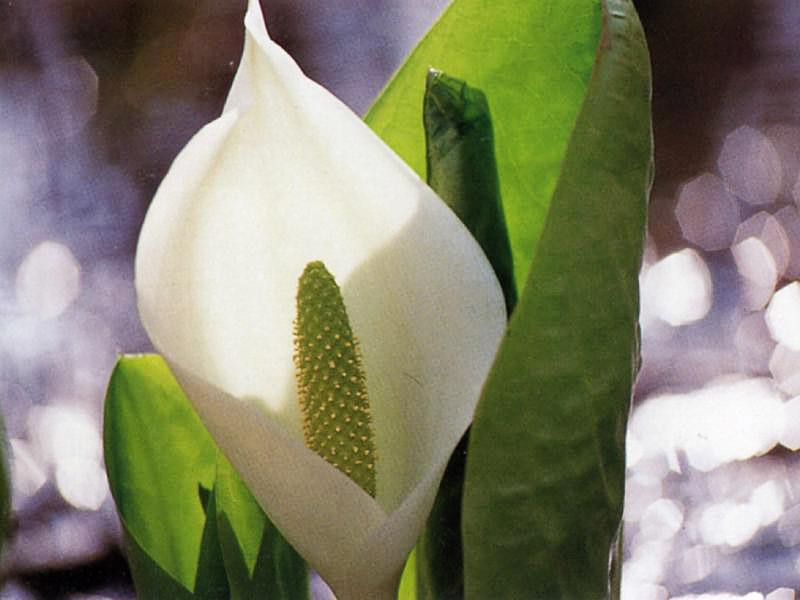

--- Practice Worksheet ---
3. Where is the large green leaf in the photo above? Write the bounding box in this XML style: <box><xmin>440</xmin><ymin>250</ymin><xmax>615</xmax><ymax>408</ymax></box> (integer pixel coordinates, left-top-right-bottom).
<box><xmin>214</xmin><ymin>452</ymin><xmax>309</xmax><ymax>599</ymax></box>
<box><xmin>104</xmin><ymin>354</ymin><xmax>228</xmax><ymax>597</ymax></box>
<box><xmin>366</xmin><ymin>0</ymin><xmax>601</xmax><ymax>286</ymax></box>
<box><xmin>461</xmin><ymin>0</ymin><xmax>652</xmax><ymax>598</ymax></box>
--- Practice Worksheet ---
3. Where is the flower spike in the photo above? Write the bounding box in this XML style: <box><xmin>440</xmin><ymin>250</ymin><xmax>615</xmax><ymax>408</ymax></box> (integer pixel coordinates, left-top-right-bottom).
<box><xmin>294</xmin><ymin>260</ymin><xmax>377</xmax><ymax>497</ymax></box>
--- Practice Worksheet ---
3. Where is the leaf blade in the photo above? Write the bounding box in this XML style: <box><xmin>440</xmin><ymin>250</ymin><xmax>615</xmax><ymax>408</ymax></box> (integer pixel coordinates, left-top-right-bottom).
<box><xmin>215</xmin><ymin>452</ymin><xmax>309</xmax><ymax>600</ymax></box>
<box><xmin>103</xmin><ymin>354</ymin><xmax>226</xmax><ymax>596</ymax></box>
<box><xmin>461</xmin><ymin>1</ymin><xmax>652</xmax><ymax>597</ymax></box>
<box><xmin>0</xmin><ymin>416</ymin><xmax>9</xmax><ymax>558</ymax></box>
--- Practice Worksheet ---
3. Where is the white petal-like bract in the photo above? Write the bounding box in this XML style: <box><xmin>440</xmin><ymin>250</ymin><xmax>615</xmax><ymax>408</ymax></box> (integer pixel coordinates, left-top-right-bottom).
<box><xmin>135</xmin><ymin>0</ymin><xmax>506</xmax><ymax>597</ymax></box>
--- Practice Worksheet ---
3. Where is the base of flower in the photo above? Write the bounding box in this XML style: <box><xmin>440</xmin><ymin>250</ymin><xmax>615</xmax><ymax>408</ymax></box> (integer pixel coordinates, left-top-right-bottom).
<box><xmin>326</xmin><ymin>568</ymin><xmax>402</xmax><ymax>600</ymax></box>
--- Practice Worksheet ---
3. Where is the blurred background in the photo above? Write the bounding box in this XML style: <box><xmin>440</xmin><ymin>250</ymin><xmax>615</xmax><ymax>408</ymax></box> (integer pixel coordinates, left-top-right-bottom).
<box><xmin>0</xmin><ymin>0</ymin><xmax>799</xmax><ymax>598</ymax></box>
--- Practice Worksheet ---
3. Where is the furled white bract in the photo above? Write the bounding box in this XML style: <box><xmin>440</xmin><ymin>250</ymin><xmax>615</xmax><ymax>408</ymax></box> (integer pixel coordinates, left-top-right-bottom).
<box><xmin>135</xmin><ymin>0</ymin><xmax>506</xmax><ymax>597</ymax></box>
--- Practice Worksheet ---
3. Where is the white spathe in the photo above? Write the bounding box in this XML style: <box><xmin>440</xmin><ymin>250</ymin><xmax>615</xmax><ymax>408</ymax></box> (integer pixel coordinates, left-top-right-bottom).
<box><xmin>134</xmin><ymin>1</ymin><xmax>507</xmax><ymax>598</ymax></box>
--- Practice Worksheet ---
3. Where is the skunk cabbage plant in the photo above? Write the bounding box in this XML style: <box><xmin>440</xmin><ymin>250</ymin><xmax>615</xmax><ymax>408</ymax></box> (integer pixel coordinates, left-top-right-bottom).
<box><xmin>133</xmin><ymin>0</ymin><xmax>506</xmax><ymax>597</ymax></box>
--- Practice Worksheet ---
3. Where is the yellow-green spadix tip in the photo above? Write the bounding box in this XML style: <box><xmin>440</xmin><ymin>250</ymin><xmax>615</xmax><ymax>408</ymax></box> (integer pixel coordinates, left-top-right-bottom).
<box><xmin>293</xmin><ymin>260</ymin><xmax>377</xmax><ymax>497</ymax></box>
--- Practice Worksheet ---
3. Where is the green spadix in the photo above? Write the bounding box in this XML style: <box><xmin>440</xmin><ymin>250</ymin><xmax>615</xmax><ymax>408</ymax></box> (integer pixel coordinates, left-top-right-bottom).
<box><xmin>294</xmin><ymin>261</ymin><xmax>377</xmax><ymax>497</ymax></box>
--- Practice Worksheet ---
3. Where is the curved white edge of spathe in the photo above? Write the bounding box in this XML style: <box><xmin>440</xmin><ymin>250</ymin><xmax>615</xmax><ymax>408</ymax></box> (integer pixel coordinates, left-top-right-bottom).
<box><xmin>134</xmin><ymin>107</ymin><xmax>261</xmax><ymax>413</ymax></box>
<box><xmin>222</xmin><ymin>0</ymin><xmax>271</xmax><ymax>115</ymax></box>
<box><xmin>338</xmin><ymin>450</ymin><xmax>451</xmax><ymax>598</ymax></box>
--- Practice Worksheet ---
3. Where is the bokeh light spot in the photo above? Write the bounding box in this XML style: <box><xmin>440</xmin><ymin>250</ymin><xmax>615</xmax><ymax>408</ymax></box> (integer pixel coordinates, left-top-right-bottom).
<box><xmin>641</xmin><ymin>248</ymin><xmax>713</xmax><ymax>327</ymax></box>
<box><xmin>718</xmin><ymin>125</ymin><xmax>782</xmax><ymax>206</ymax></box>
<box><xmin>15</xmin><ymin>241</ymin><xmax>81</xmax><ymax>320</ymax></box>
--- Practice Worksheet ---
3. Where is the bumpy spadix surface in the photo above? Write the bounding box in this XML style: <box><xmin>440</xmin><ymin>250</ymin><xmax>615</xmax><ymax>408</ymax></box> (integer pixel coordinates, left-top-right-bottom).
<box><xmin>294</xmin><ymin>261</ymin><xmax>377</xmax><ymax>497</ymax></box>
<box><xmin>134</xmin><ymin>0</ymin><xmax>506</xmax><ymax>596</ymax></box>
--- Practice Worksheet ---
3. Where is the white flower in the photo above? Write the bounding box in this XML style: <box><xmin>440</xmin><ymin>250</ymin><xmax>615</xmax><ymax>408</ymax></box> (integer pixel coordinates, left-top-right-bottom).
<box><xmin>135</xmin><ymin>1</ymin><xmax>506</xmax><ymax>597</ymax></box>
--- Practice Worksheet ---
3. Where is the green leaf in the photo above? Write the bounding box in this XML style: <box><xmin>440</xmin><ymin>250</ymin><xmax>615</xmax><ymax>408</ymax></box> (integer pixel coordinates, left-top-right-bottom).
<box><xmin>118</xmin><ymin>487</ymin><xmax>229</xmax><ymax>599</ymax></box>
<box><xmin>122</xmin><ymin>529</ymin><xmax>196</xmax><ymax>599</ymax></box>
<box><xmin>461</xmin><ymin>0</ymin><xmax>652</xmax><ymax>598</ymax></box>
<box><xmin>415</xmin><ymin>437</ymin><xmax>467</xmax><ymax>600</ymax></box>
<box><xmin>104</xmin><ymin>354</ymin><xmax>228</xmax><ymax>597</ymax></box>
<box><xmin>194</xmin><ymin>485</ymin><xmax>231</xmax><ymax>598</ymax></box>
<box><xmin>418</xmin><ymin>71</ymin><xmax>515</xmax><ymax>600</ymax></box>
<box><xmin>215</xmin><ymin>452</ymin><xmax>309</xmax><ymax>599</ymax></box>
<box><xmin>397</xmin><ymin>548</ymin><xmax>418</xmax><ymax>600</ymax></box>
<box><xmin>423</xmin><ymin>70</ymin><xmax>516</xmax><ymax>313</ymax></box>
<box><xmin>366</xmin><ymin>0</ymin><xmax>602</xmax><ymax>286</ymax></box>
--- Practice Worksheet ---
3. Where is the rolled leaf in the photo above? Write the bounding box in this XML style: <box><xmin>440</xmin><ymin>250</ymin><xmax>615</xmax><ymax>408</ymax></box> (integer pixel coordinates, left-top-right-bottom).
<box><xmin>424</xmin><ymin>70</ymin><xmax>516</xmax><ymax>313</ymax></box>
<box><xmin>418</xmin><ymin>71</ymin><xmax>515</xmax><ymax>600</ymax></box>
